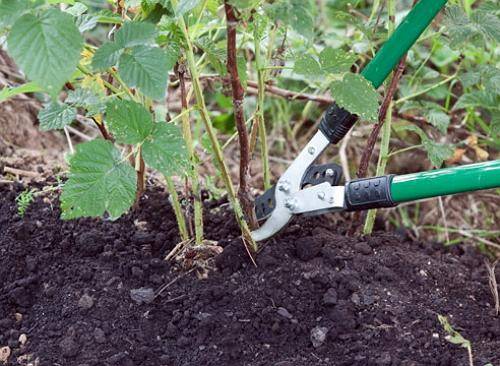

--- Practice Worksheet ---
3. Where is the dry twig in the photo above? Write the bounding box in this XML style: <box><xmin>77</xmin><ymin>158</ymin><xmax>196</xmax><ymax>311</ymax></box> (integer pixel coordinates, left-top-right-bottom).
<box><xmin>484</xmin><ymin>259</ymin><xmax>499</xmax><ymax>316</ymax></box>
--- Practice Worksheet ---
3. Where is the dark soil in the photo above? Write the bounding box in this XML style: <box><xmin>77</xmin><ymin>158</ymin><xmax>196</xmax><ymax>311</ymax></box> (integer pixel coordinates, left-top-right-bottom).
<box><xmin>1</xmin><ymin>183</ymin><xmax>499</xmax><ymax>366</ymax></box>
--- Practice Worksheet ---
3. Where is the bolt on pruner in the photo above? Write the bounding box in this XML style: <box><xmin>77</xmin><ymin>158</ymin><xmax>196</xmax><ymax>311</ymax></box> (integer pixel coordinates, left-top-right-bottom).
<box><xmin>251</xmin><ymin>0</ymin><xmax>500</xmax><ymax>241</ymax></box>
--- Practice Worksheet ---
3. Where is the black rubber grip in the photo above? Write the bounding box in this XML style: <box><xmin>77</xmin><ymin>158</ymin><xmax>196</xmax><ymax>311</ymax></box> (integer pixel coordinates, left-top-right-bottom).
<box><xmin>345</xmin><ymin>175</ymin><xmax>397</xmax><ymax>211</ymax></box>
<box><xmin>319</xmin><ymin>102</ymin><xmax>358</xmax><ymax>144</ymax></box>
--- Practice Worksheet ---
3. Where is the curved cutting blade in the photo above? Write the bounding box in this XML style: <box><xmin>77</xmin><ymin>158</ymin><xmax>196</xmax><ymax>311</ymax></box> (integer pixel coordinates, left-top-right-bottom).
<box><xmin>251</xmin><ymin>131</ymin><xmax>331</xmax><ymax>241</ymax></box>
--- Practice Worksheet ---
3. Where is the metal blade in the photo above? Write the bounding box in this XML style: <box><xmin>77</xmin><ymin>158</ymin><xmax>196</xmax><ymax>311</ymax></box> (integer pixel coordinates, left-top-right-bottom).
<box><xmin>251</xmin><ymin>131</ymin><xmax>331</xmax><ymax>241</ymax></box>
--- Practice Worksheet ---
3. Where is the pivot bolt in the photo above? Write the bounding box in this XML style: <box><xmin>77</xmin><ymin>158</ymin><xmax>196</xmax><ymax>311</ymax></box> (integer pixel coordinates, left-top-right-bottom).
<box><xmin>325</xmin><ymin>168</ymin><xmax>334</xmax><ymax>177</ymax></box>
<box><xmin>308</xmin><ymin>146</ymin><xmax>316</xmax><ymax>155</ymax></box>
<box><xmin>278</xmin><ymin>180</ymin><xmax>291</xmax><ymax>193</ymax></box>
<box><xmin>284</xmin><ymin>198</ymin><xmax>298</xmax><ymax>211</ymax></box>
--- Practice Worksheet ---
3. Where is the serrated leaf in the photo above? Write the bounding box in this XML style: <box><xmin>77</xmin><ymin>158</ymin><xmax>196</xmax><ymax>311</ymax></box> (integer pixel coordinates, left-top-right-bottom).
<box><xmin>142</xmin><ymin>123</ymin><xmax>188</xmax><ymax>176</ymax></box>
<box><xmin>470</xmin><ymin>10</ymin><xmax>500</xmax><ymax>43</ymax></box>
<box><xmin>77</xmin><ymin>14</ymin><xmax>98</xmax><ymax>32</ymax></box>
<box><xmin>490</xmin><ymin>110</ymin><xmax>500</xmax><ymax>138</ymax></box>
<box><xmin>106</xmin><ymin>99</ymin><xmax>153</xmax><ymax>144</ymax></box>
<box><xmin>319</xmin><ymin>47</ymin><xmax>356</xmax><ymax>74</ymax></box>
<box><xmin>444</xmin><ymin>6</ymin><xmax>500</xmax><ymax>48</ymax></box>
<box><xmin>64</xmin><ymin>2</ymin><xmax>88</xmax><ymax>17</ymax></box>
<box><xmin>460</xmin><ymin>70</ymin><xmax>481</xmax><ymax>88</ymax></box>
<box><xmin>480</xmin><ymin>66</ymin><xmax>500</xmax><ymax>95</ymax></box>
<box><xmin>118</xmin><ymin>45</ymin><xmax>169</xmax><ymax>100</ymax></box>
<box><xmin>66</xmin><ymin>88</ymin><xmax>101</xmax><ymax>107</ymax></box>
<box><xmin>115</xmin><ymin>21</ymin><xmax>157</xmax><ymax>48</ymax></box>
<box><xmin>0</xmin><ymin>0</ymin><xmax>30</xmax><ymax>27</ymax></box>
<box><xmin>293</xmin><ymin>54</ymin><xmax>321</xmax><ymax>78</ymax></box>
<box><xmin>60</xmin><ymin>139</ymin><xmax>137</xmax><ymax>220</ymax></box>
<box><xmin>197</xmin><ymin>38</ymin><xmax>227</xmax><ymax>75</ymax></box>
<box><xmin>175</xmin><ymin>0</ymin><xmax>202</xmax><ymax>16</ymax></box>
<box><xmin>92</xmin><ymin>42</ymin><xmax>123</xmax><ymax>71</ymax></box>
<box><xmin>66</xmin><ymin>88</ymin><xmax>105</xmax><ymax>116</ymax></box>
<box><xmin>454</xmin><ymin>90</ymin><xmax>500</xmax><ymax>110</ymax></box>
<box><xmin>7</xmin><ymin>9</ymin><xmax>83</xmax><ymax>96</ymax></box>
<box><xmin>425</xmin><ymin>109</ymin><xmax>450</xmax><ymax>134</ymax></box>
<box><xmin>330</xmin><ymin>73</ymin><xmax>379</xmax><ymax>122</ymax></box>
<box><xmin>423</xmin><ymin>137</ymin><xmax>454</xmax><ymax>168</ymax></box>
<box><xmin>227</xmin><ymin>0</ymin><xmax>261</xmax><ymax>10</ymax></box>
<box><xmin>266</xmin><ymin>0</ymin><xmax>314</xmax><ymax>39</ymax></box>
<box><xmin>38</xmin><ymin>102</ymin><xmax>77</xmax><ymax>131</ymax></box>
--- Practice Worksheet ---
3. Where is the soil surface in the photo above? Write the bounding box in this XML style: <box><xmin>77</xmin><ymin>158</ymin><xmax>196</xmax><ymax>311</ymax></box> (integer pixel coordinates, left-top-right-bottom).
<box><xmin>0</xmin><ymin>183</ymin><xmax>499</xmax><ymax>366</ymax></box>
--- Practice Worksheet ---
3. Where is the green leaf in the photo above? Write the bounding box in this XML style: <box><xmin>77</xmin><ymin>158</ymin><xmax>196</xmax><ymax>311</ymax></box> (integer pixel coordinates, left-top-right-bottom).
<box><xmin>118</xmin><ymin>45</ymin><xmax>169</xmax><ymax>100</ymax></box>
<box><xmin>7</xmin><ymin>9</ymin><xmax>84</xmax><ymax>96</ymax></box>
<box><xmin>425</xmin><ymin>109</ymin><xmax>450</xmax><ymax>134</ymax></box>
<box><xmin>422</xmin><ymin>139</ymin><xmax>454</xmax><ymax>167</ymax></box>
<box><xmin>66</xmin><ymin>88</ymin><xmax>105</xmax><ymax>116</ymax></box>
<box><xmin>92</xmin><ymin>42</ymin><xmax>123</xmax><ymax>71</ymax></box>
<box><xmin>330</xmin><ymin>73</ymin><xmax>379</xmax><ymax>122</ymax></box>
<box><xmin>115</xmin><ymin>21</ymin><xmax>157</xmax><ymax>48</ymax></box>
<box><xmin>0</xmin><ymin>82</ymin><xmax>42</xmax><ymax>103</ymax></box>
<box><xmin>227</xmin><ymin>0</ymin><xmax>261</xmax><ymax>10</ymax></box>
<box><xmin>175</xmin><ymin>0</ymin><xmax>202</xmax><ymax>16</ymax></box>
<box><xmin>60</xmin><ymin>139</ymin><xmax>137</xmax><ymax>220</ymax></box>
<box><xmin>0</xmin><ymin>0</ymin><xmax>30</xmax><ymax>27</ymax></box>
<box><xmin>237</xmin><ymin>55</ymin><xmax>248</xmax><ymax>89</ymax></box>
<box><xmin>460</xmin><ymin>70</ymin><xmax>481</xmax><ymax>88</ymax></box>
<box><xmin>142</xmin><ymin>123</ymin><xmax>188</xmax><ymax>176</ymax></box>
<box><xmin>454</xmin><ymin>90</ymin><xmax>500</xmax><ymax>110</ymax></box>
<box><xmin>38</xmin><ymin>102</ymin><xmax>77</xmax><ymax>131</ymax></box>
<box><xmin>319</xmin><ymin>47</ymin><xmax>357</xmax><ymax>74</ymax></box>
<box><xmin>64</xmin><ymin>2</ymin><xmax>88</xmax><ymax>17</ymax></box>
<box><xmin>266</xmin><ymin>0</ymin><xmax>314</xmax><ymax>39</ymax></box>
<box><xmin>444</xmin><ymin>6</ymin><xmax>500</xmax><ymax>48</ymax></box>
<box><xmin>490</xmin><ymin>110</ymin><xmax>500</xmax><ymax>138</ymax></box>
<box><xmin>480</xmin><ymin>66</ymin><xmax>500</xmax><ymax>95</ymax></box>
<box><xmin>293</xmin><ymin>54</ymin><xmax>321</xmax><ymax>78</ymax></box>
<box><xmin>106</xmin><ymin>99</ymin><xmax>153</xmax><ymax>144</ymax></box>
<box><xmin>470</xmin><ymin>10</ymin><xmax>500</xmax><ymax>43</ymax></box>
<box><xmin>398</xmin><ymin>125</ymin><xmax>453</xmax><ymax>167</ymax></box>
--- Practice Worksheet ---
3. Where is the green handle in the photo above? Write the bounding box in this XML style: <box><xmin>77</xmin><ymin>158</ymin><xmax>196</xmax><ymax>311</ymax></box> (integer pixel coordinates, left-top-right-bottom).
<box><xmin>391</xmin><ymin>160</ymin><xmax>500</xmax><ymax>203</ymax></box>
<box><xmin>361</xmin><ymin>0</ymin><xmax>448</xmax><ymax>88</ymax></box>
<box><xmin>319</xmin><ymin>0</ymin><xmax>448</xmax><ymax>144</ymax></box>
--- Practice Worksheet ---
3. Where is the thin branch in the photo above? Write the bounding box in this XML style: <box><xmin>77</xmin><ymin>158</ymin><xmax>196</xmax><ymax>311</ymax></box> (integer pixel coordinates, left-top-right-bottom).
<box><xmin>224</xmin><ymin>1</ymin><xmax>257</xmax><ymax>229</ymax></box>
<box><xmin>247</xmin><ymin>81</ymin><xmax>333</xmax><ymax>105</ymax></box>
<box><xmin>357</xmin><ymin>56</ymin><xmax>407</xmax><ymax>178</ymax></box>
<box><xmin>168</xmin><ymin>73</ymin><xmax>334</xmax><ymax>105</ymax></box>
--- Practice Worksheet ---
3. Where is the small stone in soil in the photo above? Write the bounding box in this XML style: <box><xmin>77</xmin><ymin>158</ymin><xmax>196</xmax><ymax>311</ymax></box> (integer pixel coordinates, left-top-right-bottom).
<box><xmin>310</xmin><ymin>326</ymin><xmax>328</xmax><ymax>348</ymax></box>
<box><xmin>277</xmin><ymin>307</ymin><xmax>293</xmax><ymax>319</ymax></box>
<box><xmin>130</xmin><ymin>288</ymin><xmax>155</xmax><ymax>305</ymax></box>
<box><xmin>0</xmin><ymin>346</ymin><xmax>10</xmax><ymax>363</ymax></box>
<box><xmin>322</xmin><ymin>288</ymin><xmax>338</xmax><ymax>306</ymax></box>
<box><xmin>78</xmin><ymin>294</ymin><xmax>94</xmax><ymax>309</ymax></box>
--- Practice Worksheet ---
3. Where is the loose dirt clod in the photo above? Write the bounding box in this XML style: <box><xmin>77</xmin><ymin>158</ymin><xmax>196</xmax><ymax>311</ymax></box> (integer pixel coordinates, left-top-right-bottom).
<box><xmin>130</xmin><ymin>288</ymin><xmax>155</xmax><ymax>304</ymax></box>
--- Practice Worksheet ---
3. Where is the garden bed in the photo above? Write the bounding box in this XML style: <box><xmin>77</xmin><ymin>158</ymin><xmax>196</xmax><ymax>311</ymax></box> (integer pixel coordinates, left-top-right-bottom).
<box><xmin>1</xmin><ymin>183</ymin><xmax>499</xmax><ymax>366</ymax></box>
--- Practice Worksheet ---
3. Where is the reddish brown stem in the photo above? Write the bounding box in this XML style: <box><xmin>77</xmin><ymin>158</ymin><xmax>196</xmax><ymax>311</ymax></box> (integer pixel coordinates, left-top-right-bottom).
<box><xmin>224</xmin><ymin>2</ymin><xmax>257</xmax><ymax>229</ymax></box>
<box><xmin>357</xmin><ymin>56</ymin><xmax>407</xmax><ymax>178</ymax></box>
<box><xmin>94</xmin><ymin>120</ymin><xmax>114</xmax><ymax>142</ymax></box>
